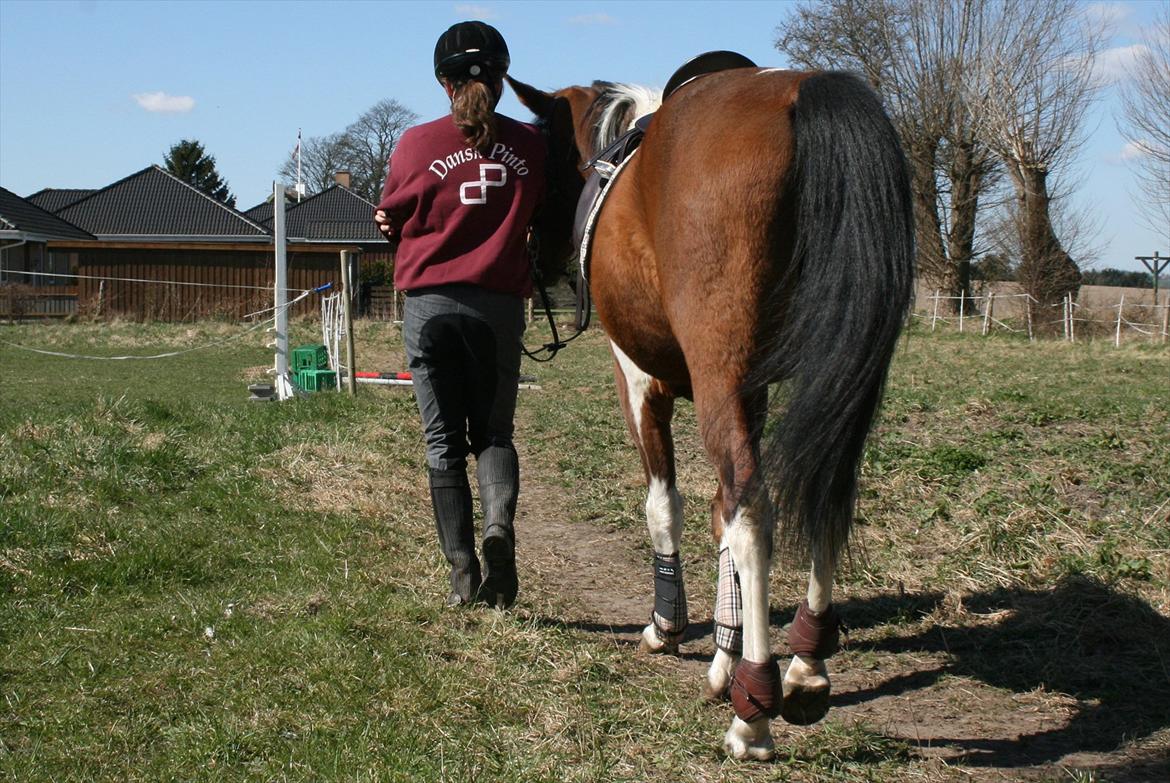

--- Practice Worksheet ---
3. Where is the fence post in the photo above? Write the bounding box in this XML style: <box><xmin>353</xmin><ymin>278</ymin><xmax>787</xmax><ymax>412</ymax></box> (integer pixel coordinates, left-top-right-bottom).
<box><xmin>1162</xmin><ymin>302</ymin><xmax>1169</xmax><ymax>344</ymax></box>
<box><xmin>1115</xmin><ymin>294</ymin><xmax>1124</xmax><ymax>348</ymax></box>
<box><xmin>1026</xmin><ymin>296</ymin><xmax>1034</xmax><ymax>342</ymax></box>
<box><xmin>959</xmin><ymin>290</ymin><xmax>966</xmax><ymax>333</ymax></box>
<box><xmin>340</xmin><ymin>249</ymin><xmax>357</xmax><ymax>396</ymax></box>
<box><xmin>931</xmin><ymin>289</ymin><xmax>940</xmax><ymax>332</ymax></box>
<box><xmin>1069</xmin><ymin>293</ymin><xmax>1076</xmax><ymax>343</ymax></box>
<box><xmin>982</xmin><ymin>292</ymin><xmax>993</xmax><ymax>336</ymax></box>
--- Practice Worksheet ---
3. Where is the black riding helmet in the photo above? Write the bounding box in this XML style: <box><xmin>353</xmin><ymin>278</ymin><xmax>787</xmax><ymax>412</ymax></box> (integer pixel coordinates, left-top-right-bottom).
<box><xmin>434</xmin><ymin>21</ymin><xmax>510</xmax><ymax>83</ymax></box>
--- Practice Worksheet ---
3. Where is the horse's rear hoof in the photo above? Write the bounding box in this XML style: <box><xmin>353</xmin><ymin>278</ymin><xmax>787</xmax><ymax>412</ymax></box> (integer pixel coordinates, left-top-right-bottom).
<box><xmin>637</xmin><ymin>623</ymin><xmax>679</xmax><ymax>655</ymax></box>
<box><xmin>723</xmin><ymin>717</ymin><xmax>775</xmax><ymax>761</ymax></box>
<box><xmin>780</xmin><ymin>685</ymin><xmax>830</xmax><ymax>725</ymax></box>
<box><xmin>781</xmin><ymin>655</ymin><xmax>831</xmax><ymax>725</ymax></box>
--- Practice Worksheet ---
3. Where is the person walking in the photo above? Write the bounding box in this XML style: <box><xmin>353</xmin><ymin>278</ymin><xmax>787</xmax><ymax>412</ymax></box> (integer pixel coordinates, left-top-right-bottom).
<box><xmin>373</xmin><ymin>21</ymin><xmax>545</xmax><ymax>609</ymax></box>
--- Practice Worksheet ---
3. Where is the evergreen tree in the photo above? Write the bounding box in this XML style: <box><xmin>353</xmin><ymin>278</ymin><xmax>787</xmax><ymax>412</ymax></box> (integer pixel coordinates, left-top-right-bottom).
<box><xmin>163</xmin><ymin>139</ymin><xmax>236</xmax><ymax>207</ymax></box>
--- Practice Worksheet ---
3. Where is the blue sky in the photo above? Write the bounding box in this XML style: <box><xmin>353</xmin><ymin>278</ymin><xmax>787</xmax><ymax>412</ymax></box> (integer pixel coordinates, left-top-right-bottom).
<box><xmin>0</xmin><ymin>0</ymin><xmax>1165</xmax><ymax>272</ymax></box>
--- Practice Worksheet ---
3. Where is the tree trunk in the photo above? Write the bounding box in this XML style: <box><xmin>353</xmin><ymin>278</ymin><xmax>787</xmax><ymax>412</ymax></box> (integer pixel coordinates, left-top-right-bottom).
<box><xmin>946</xmin><ymin>140</ymin><xmax>984</xmax><ymax>309</ymax></box>
<box><xmin>1011</xmin><ymin>164</ymin><xmax>1081</xmax><ymax>328</ymax></box>
<box><xmin>908</xmin><ymin>137</ymin><xmax>953</xmax><ymax>305</ymax></box>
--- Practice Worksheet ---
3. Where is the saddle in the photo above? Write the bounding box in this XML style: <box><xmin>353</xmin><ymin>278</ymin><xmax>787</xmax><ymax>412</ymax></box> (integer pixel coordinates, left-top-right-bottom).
<box><xmin>571</xmin><ymin>51</ymin><xmax>757</xmax><ymax>329</ymax></box>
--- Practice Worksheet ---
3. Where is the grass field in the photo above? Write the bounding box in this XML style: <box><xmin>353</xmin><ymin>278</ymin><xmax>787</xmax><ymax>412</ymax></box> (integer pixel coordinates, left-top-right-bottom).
<box><xmin>1</xmin><ymin>317</ymin><xmax>1167</xmax><ymax>782</ymax></box>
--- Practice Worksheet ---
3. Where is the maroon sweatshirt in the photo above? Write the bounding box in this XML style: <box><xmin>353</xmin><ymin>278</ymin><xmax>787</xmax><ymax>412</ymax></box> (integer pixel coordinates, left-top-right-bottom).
<box><xmin>377</xmin><ymin>113</ymin><xmax>546</xmax><ymax>298</ymax></box>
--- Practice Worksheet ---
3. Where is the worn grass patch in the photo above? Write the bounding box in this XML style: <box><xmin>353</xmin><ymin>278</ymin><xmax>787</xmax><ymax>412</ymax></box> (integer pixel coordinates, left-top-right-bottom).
<box><xmin>1</xmin><ymin>318</ymin><xmax>1167</xmax><ymax>781</ymax></box>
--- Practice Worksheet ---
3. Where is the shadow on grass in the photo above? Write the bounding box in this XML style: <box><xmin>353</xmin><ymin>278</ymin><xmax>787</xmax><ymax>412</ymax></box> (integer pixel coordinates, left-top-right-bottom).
<box><xmin>536</xmin><ymin>576</ymin><xmax>1169</xmax><ymax>778</ymax></box>
<box><xmin>836</xmin><ymin>576</ymin><xmax>1170</xmax><ymax>775</ymax></box>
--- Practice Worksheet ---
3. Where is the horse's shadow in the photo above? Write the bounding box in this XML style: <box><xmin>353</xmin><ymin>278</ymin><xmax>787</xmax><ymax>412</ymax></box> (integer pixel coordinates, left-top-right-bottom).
<box><xmin>833</xmin><ymin>576</ymin><xmax>1170</xmax><ymax>772</ymax></box>
<box><xmin>537</xmin><ymin>576</ymin><xmax>1170</xmax><ymax>774</ymax></box>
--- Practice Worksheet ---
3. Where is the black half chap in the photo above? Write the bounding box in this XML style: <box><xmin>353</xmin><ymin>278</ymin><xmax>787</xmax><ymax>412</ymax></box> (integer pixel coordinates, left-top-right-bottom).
<box><xmin>403</xmin><ymin>286</ymin><xmax>525</xmax><ymax>471</ymax></box>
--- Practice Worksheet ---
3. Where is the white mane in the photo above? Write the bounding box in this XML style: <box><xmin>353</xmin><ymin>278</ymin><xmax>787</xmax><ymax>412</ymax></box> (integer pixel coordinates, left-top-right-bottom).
<box><xmin>591</xmin><ymin>83</ymin><xmax>663</xmax><ymax>152</ymax></box>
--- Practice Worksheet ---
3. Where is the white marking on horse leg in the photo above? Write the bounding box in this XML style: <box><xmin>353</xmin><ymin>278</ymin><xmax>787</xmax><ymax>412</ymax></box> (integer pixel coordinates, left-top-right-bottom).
<box><xmin>723</xmin><ymin>508</ymin><xmax>775</xmax><ymax>759</ymax></box>
<box><xmin>704</xmin><ymin>647</ymin><xmax>738</xmax><ymax>703</ymax></box>
<box><xmin>645</xmin><ymin>475</ymin><xmax>684</xmax><ymax>555</ymax></box>
<box><xmin>783</xmin><ymin>547</ymin><xmax>835</xmax><ymax>724</ymax></box>
<box><xmin>807</xmin><ymin>547</ymin><xmax>833</xmax><ymax>613</ymax></box>
<box><xmin>726</xmin><ymin>512</ymin><xmax>771</xmax><ymax>663</ymax></box>
<box><xmin>612</xmin><ymin>341</ymin><xmax>650</xmax><ymax>444</ymax></box>
<box><xmin>724</xmin><ymin>716</ymin><xmax>775</xmax><ymax>761</ymax></box>
<box><xmin>615</xmin><ymin>341</ymin><xmax>687</xmax><ymax>655</ymax></box>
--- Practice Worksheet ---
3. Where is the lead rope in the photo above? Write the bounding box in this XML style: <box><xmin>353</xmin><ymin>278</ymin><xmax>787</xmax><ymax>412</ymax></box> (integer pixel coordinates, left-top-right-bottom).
<box><xmin>521</xmin><ymin>231</ymin><xmax>587</xmax><ymax>362</ymax></box>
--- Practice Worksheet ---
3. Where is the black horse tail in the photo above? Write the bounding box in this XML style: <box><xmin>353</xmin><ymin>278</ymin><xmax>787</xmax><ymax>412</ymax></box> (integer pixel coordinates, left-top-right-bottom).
<box><xmin>749</xmin><ymin>71</ymin><xmax>914</xmax><ymax>562</ymax></box>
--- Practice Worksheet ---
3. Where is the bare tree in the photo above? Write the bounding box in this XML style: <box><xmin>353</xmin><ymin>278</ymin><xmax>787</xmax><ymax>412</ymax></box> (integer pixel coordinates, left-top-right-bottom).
<box><xmin>971</xmin><ymin>0</ymin><xmax>1109</xmax><ymax>314</ymax></box>
<box><xmin>276</xmin><ymin>99</ymin><xmax>419</xmax><ymax>203</ymax></box>
<box><xmin>1118</xmin><ymin>4</ymin><xmax>1170</xmax><ymax>244</ymax></box>
<box><xmin>279</xmin><ymin>132</ymin><xmax>348</xmax><ymax>195</ymax></box>
<box><xmin>777</xmin><ymin>0</ymin><xmax>998</xmax><ymax>309</ymax></box>
<box><xmin>341</xmin><ymin>99</ymin><xmax>419</xmax><ymax>202</ymax></box>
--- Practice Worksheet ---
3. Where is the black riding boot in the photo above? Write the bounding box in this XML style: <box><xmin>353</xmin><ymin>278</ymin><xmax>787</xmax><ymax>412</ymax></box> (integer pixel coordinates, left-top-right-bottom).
<box><xmin>428</xmin><ymin>468</ymin><xmax>481</xmax><ymax>607</ymax></box>
<box><xmin>477</xmin><ymin>445</ymin><xmax>519</xmax><ymax>609</ymax></box>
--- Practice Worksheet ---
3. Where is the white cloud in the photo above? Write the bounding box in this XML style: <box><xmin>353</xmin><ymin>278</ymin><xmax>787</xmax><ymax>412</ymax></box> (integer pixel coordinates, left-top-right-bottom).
<box><xmin>455</xmin><ymin>4</ymin><xmax>496</xmax><ymax>20</ymax></box>
<box><xmin>1096</xmin><ymin>43</ymin><xmax>1149</xmax><ymax>83</ymax></box>
<box><xmin>1084</xmin><ymin>2</ymin><xmax>1130</xmax><ymax>28</ymax></box>
<box><xmin>569</xmin><ymin>13</ymin><xmax>616</xmax><ymax>26</ymax></box>
<box><xmin>1105</xmin><ymin>140</ymin><xmax>1153</xmax><ymax>164</ymax></box>
<box><xmin>132</xmin><ymin>91</ymin><xmax>195</xmax><ymax>113</ymax></box>
<box><xmin>1120</xmin><ymin>140</ymin><xmax>1151</xmax><ymax>161</ymax></box>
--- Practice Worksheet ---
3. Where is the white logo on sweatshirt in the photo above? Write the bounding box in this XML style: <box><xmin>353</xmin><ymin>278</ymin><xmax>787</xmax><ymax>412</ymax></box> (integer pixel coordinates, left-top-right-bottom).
<box><xmin>459</xmin><ymin>163</ymin><xmax>508</xmax><ymax>205</ymax></box>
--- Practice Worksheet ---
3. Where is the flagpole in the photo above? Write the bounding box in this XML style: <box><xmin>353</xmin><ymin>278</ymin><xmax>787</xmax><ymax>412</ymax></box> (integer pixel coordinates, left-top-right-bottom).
<box><xmin>295</xmin><ymin>128</ymin><xmax>304</xmax><ymax>202</ymax></box>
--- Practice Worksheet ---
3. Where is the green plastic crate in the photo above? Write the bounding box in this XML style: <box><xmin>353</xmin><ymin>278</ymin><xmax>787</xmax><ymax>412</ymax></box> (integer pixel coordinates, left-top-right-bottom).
<box><xmin>294</xmin><ymin>368</ymin><xmax>337</xmax><ymax>392</ymax></box>
<box><xmin>292</xmin><ymin>344</ymin><xmax>330</xmax><ymax>371</ymax></box>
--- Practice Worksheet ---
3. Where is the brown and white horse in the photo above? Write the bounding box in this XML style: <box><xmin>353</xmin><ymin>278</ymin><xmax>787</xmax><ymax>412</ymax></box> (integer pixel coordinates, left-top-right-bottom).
<box><xmin>510</xmin><ymin>67</ymin><xmax>914</xmax><ymax>759</ymax></box>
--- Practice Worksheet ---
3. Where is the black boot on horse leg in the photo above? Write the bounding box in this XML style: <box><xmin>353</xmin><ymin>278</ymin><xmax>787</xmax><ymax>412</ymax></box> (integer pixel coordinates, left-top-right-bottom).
<box><xmin>609</xmin><ymin>346</ymin><xmax>690</xmax><ymax>655</ymax></box>
<box><xmin>429</xmin><ymin>468</ymin><xmax>481</xmax><ymax>607</ymax></box>
<box><xmin>477</xmin><ymin>444</ymin><xmax>519</xmax><ymax>609</ymax></box>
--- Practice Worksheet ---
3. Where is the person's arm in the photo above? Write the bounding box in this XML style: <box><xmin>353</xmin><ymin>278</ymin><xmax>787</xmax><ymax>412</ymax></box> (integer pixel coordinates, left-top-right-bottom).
<box><xmin>373</xmin><ymin>136</ymin><xmax>411</xmax><ymax>242</ymax></box>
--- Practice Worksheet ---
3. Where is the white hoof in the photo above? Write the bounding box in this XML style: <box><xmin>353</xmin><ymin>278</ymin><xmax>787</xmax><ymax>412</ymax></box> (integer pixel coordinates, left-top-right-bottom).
<box><xmin>781</xmin><ymin>654</ymin><xmax>831</xmax><ymax>726</ymax></box>
<box><xmin>702</xmin><ymin>647</ymin><xmax>738</xmax><ymax>702</ymax></box>
<box><xmin>637</xmin><ymin>623</ymin><xmax>678</xmax><ymax>654</ymax></box>
<box><xmin>723</xmin><ymin>716</ymin><xmax>774</xmax><ymax>761</ymax></box>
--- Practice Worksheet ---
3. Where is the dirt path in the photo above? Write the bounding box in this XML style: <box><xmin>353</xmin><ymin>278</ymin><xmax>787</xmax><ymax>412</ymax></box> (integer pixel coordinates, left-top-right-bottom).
<box><xmin>512</xmin><ymin>445</ymin><xmax>1170</xmax><ymax>782</ymax></box>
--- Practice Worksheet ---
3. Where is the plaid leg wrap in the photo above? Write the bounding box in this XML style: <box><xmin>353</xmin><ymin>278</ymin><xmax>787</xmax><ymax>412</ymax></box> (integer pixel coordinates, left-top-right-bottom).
<box><xmin>714</xmin><ymin>546</ymin><xmax>743</xmax><ymax>654</ymax></box>
<box><xmin>651</xmin><ymin>552</ymin><xmax>688</xmax><ymax>642</ymax></box>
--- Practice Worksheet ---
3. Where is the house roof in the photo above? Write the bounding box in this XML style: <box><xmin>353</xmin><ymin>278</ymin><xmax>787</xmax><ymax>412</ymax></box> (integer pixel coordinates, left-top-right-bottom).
<box><xmin>0</xmin><ymin>186</ymin><xmax>95</xmax><ymax>241</ymax></box>
<box><xmin>244</xmin><ymin>201</ymin><xmax>274</xmax><ymax>224</ymax></box>
<box><xmin>256</xmin><ymin>185</ymin><xmax>382</xmax><ymax>243</ymax></box>
<box><xmin>55</xmin><ymin>165</ymin><xmax>269</xmax><ymax>241</ymax></box>
<box><xmin>26</xmin><ymin>188</ymin><xmax>98</xmax><ymax>213</ymax></box>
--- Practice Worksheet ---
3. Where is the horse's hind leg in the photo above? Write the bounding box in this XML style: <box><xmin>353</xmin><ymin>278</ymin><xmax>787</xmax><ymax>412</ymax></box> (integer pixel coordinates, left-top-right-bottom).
<box><xmin>782</xmin><ymin>548</ymin><xmax>840</xmax><ymax>725</ymax></box>
<box><xmin>610</xmin><ymin>343</ymin><xmax>688</xmax><ymax>654</ymax></box>
<box><xmin>692</xmin><ymin>385</ymin><xmax>778</xmax><ymax>760</ymax></box>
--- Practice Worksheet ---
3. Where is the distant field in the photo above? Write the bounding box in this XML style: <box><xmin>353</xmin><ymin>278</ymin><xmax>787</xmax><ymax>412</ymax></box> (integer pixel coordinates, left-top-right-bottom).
<box><xmin>1</xmin><ymin>318</ymin><xmax>1167</xmax><ymax>782</ymax></box>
